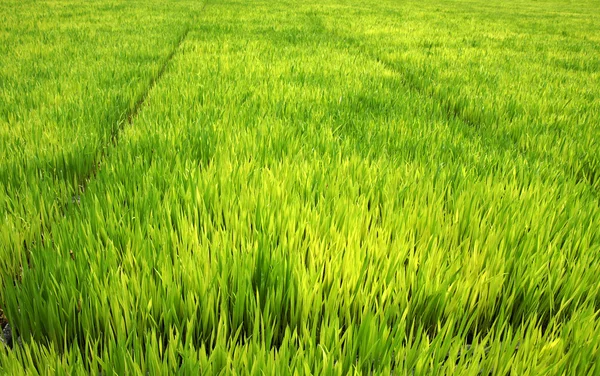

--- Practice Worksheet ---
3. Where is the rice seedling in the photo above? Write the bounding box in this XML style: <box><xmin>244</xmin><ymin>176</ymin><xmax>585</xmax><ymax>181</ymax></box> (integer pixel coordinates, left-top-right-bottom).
<box><xmin>1</xmin><ymin>0</ymin><xmax>599</xmax><ymax>373</ymax></box>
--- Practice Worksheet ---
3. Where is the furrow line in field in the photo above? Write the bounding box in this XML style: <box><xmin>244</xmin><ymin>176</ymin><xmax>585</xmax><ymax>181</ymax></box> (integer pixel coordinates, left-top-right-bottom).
<box><xmin>365</xmin><ymin>52</ymin><xmax>600</xmax><ymax>197</ymax></box>
<box><xmin>308</xmin><ymin>13</ymin><xmax>600</xmax><ymax>198</ymax></box>
<box><xmin>368</xmin><ymin>47</ymin><xmax>600</xmax><ymax>197</ymax></box>
<box><xmin>2</xmin><ymin>7</ymin><xmax>205</xmax><ymax>349</ymax></box>
<box><xmin>305</xmin><ymin>13</ymin><xmax>491</xmax><ymax>144</ymax></box>
<box><xmin>58</xmin><ymin>2</ymin><xmax>208</xmax><ymax>220</ymax></box>
<box><xmin>303</xmin><ymin>15</ymin><xmax>483</xmax><ymax>130</ymax></box>
<box><xmin>30</xmin><ymin>28</ymin><xmax>192</xmax><ymax>253</ymax></box>
<box><xmin>303</xmin><ymin>13</ymin><xmax>507</xmax><ymax>145</ymax></box>
<box><xmin>124</xmin><ymin>30</ymin><xmax>190</xmax><ymax>139</ymax></box>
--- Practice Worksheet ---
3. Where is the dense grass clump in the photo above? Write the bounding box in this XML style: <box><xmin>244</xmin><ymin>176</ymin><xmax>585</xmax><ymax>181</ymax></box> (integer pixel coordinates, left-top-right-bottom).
<box><xmin>1</xmin><ymin>0</ymin><xmax>599</xmax><ymax>374</ymax></box>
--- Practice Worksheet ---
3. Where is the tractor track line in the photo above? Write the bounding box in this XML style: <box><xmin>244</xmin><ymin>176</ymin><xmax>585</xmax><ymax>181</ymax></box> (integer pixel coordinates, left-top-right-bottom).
<box><xmin>50</xmin><ymin>26</ymin><xmax>191</xmax><ymax>241</ymax></box>
<box><xmin>4</xmin><ymin>2</ymin><xmax>207</xmax><ymax>347</ymax></box>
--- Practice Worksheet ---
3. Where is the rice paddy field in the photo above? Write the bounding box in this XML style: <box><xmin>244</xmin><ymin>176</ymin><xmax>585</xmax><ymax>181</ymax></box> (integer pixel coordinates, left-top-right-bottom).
<box><xmin>1</xmin><ymin>0</ymin><xmax>599</xmax><ymax>373</ymax></box>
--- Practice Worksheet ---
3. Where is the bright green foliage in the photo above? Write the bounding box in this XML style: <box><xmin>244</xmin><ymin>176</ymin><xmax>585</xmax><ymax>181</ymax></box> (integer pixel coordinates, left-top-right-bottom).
<box><xmin>1</xmin><ymin>0</ymin><xmax>599</xmax><ymax>374</ymax></box>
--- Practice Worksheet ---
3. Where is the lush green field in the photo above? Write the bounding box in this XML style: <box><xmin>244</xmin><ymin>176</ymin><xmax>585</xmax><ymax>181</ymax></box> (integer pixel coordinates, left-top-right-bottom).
<box><xmin>1</xmin><ymin>0</ymin><xmax>599</xmax><ymax>373</ymax></box>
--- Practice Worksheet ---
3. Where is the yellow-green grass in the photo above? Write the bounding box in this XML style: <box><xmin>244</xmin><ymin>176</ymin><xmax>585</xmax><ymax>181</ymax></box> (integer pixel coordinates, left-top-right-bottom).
<box><xmin>1</xmin><ymin>0</ymin><xmax>599</xmax><ymax>373</ymax></box>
